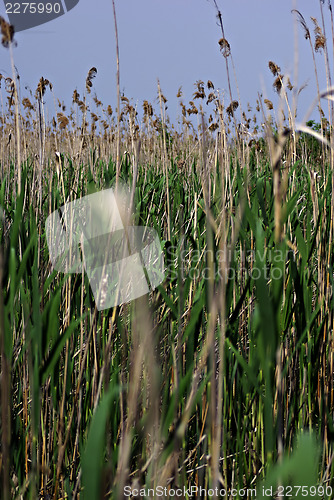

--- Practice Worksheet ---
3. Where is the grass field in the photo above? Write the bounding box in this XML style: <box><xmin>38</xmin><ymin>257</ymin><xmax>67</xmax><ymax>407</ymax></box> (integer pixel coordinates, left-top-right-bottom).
<box><xmin>1</xmin><ymin>6</ymin><xmax>334</xmax><ymax>500</ymax></box>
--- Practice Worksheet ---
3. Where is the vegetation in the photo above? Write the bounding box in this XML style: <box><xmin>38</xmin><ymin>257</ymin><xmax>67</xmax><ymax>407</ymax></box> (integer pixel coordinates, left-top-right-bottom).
<box><xmin>0</xmin><ymin>3</ymin><xmax>334</xmax><ymax>499</ymax></box>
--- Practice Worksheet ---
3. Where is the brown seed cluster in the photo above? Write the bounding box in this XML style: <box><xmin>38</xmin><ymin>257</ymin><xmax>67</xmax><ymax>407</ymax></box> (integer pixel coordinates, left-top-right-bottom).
<box><xmin>86</xmin><ymin>67</ymin><xmax>97</xmax><ymax>94</ymax></box>
<box><xmin>268</xmin><ymin>61</ymin><xmax>280</xmax><ymax>76</ymax></box>
<box><xmin>72</xmin><ymin>90</ymin><xmax>88</xmax><ymax>113</ymax></box>
<box><xmin>0</xmin><ymin>17</ymin><xmax>15</xmax><ymax>48</ymax></box>
<box><xmin>193</xmin><ymin>80</ymin><xmax>205</xmax><ymax>100</ymax></box>
<box><xmin>269</xmin><ymin>61</ymin><xmax>293</xmax><ymax>94</ymax></box>
<box><xmin>264</xmin><ymin>99</ymin><xmax>273</xmax><ymax>110</ymax></box>
<box><xmin>226</xmin><ymin>100</ymin><xmax>239</xmax><ymax>117</ymax></box>
<box><xmin>143</xmin><ymin>100</ymin><xmax>153</xmax><ymax>117</ymax></box>
<box><xmin>176</xmin><ymin>86</ymin><xmax>183</xmax><ymax>98</ymax></box>
<box><xmin>311</xmin><ymin>17</ymin><xmax>326</xmax><ymax>52</ymax></box>
<box><xmin>22</xmin><ymin>98</ymin><xmax>34</xmax><ymax>111</ymax></box>
<box><xmin>57</xmin><ymin>112</ymin><xmax>69</xmax><ymax>130</ymax></box>
<box><xmin>218</xmin><ymin>38</ymin><xmax>231</xmax><ymax>57</ymax></box>
<box><xmin>36</xmin><ymin>77</ymin><xmax>52</xmax><ymax>100</ymax></box>
<box><xmin>292</xmin><ymin>10</ymin><xmax>310</xmax><ymax>40</ymax></box>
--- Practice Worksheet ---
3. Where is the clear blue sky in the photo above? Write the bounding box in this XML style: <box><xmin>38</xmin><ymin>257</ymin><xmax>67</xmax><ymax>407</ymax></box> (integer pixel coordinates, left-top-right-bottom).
<box><xmin>0</xmin><ymin>0</ymin><xmax>331</xmax><ymax>127</ymax></box>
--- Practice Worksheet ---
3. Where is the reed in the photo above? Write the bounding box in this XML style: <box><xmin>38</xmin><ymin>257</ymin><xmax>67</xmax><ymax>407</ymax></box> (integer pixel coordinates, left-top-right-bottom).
<box><xmin>0</xmin><ymin>4</ymin><xmax>334</xmax><ymax>499</ymax></box>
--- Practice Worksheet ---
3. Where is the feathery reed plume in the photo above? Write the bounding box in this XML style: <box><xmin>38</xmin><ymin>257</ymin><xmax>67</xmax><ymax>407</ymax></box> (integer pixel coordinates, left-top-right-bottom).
<box><xmin>93</xmin><ymin>95</ymin><xmax>102</xmax><ymax>107</ymax></box>
<box><xmin>78</xmin><ymin>100</ymin><xmax>87</xmax><ymax>113</ymax></box>
<box><xmin>159</xmin><ymin>92</ymin><xmax>167</xmax><ymax>104</ymax></box>
<box><xmin>57</xmin><ymin>112</ymin><xmax>69</xmax><ymax>129</ymax></box>
<box><xmin>218</xmin><ymin>37</ymin><xmax>231</xmax><ymax>57</ymax></box>
<box><xmin>5</xmin><ymin>77</ymin><xmax>14</xmax><ymax>108</ymax></box>
<box><xmin>22</xmin><ymin>97</ymin><xmax>33</xmax><ymax>110</ymax></box>
<box><xmin>72</xmin><ymin>89</ymin><xmax>80</xmax><ymax>104</ymax></box>
<box><xmin>143</xmin><ymin>100</ymin><xmax>153</xmax><ymax>116</ymax></box>
<box><xmin>0</xmin><ymin>16</ymin><xmax>15</xmax><ymax>47</ymax></box>
<box><xmin>264</xmin><ymin>99</ymin><xmax>274</xmax><ymax>110</ymax></box>
<box><xmin>268</xmin><ymin>60</ymin><xmax>280</xmax><ymax>76</ymax></box>
<box><xmin>207</xmin><ymin>80</ymin><xmax>214</xmax><ymax>89</ymax></box>
<box><xmin>86</xmin><ymin>67</ymin><xmax>97</xmax><ymax>94</ymax></box>
<box><xmin>176</xmin><ymin>86</ymin><xmax>183</xmax><ymax>98</ymax></box>
<box><xmin>208</xmin><ymin>122</ymin><xmax>219</xmax><ymax>131</ymax></box>
<box><xmin>187</xmin><ymin>101</ymin><xmax>198</xmax><ymax>115</ymax></box>
<box><xmin>35</xmin><ymin>76</ymin><xmax>51</xmax><ymax>100</ymax></box>
<box><xmin>292</xmin><ymin>9</ymin><xmax>310</xmax><ymax>39</ymax></box>
<box><xmin>180</xmin><ymin>101</ymin><xmax>186</xmax><ymax>116</ymax></box>
<box><xmin>311</xmin><ymin>17</ymin><xmax>326</xmax><ymax>52</ymax></box>
<box><xmin>193</xmin><ymin>80</ymin><xmax>205</xmax><ymax>99</ymax></box>
<box><xmin>206</xmin><ymin>92</ymin><xmax>216</xmax><ymax>105</ymax></box>
<box><xmin>107</xmin><ymin>104</ymin><xmax>113</xmax><ymax>116</ymax></box>
<box><xmin>273</xmin><ymin>76</ymin><xmax>283</xmax><ymax>93</ymax></box>
<box><xmin>226</xmin><ymin>100</ymin><xmax>239</xmax><ymax>116</ymax></box>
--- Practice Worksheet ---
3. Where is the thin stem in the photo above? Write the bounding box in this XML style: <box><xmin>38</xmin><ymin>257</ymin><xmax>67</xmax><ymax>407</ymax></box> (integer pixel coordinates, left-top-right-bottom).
<box><xmin>112</xmin><ymin>0</ymin><xmax>121</xmax><ymax>189</ymax></box>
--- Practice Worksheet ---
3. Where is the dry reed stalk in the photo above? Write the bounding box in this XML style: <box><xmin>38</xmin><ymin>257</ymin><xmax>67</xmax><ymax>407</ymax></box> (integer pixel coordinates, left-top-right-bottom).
<box><xmin>53</xmin><ymin>310</ymin><xmax>93</xmax><ymax>497</ymax></box>
<box><xmin>157</xmin><ymin>80</ymin><xmax>171</xmax><ymax>241</ymax></box>
<box><xmin>198</xmin><ymin>111</ymin><xmax>220</xmax><ymax>496</ymax></box>
<box><xmin>111</xmin><ymin>0</ymin><xmax>121</xmax><ymax>188</ymax></box>
<box><xmin>115</xmin><ymin>295</ymin><xmax>159</xmax><ymax>498</ymax></box>
<box><xmin>211</xmin><ymin>1</ymin><xmax>239</xmax><ymax>144</ymax></box>
<box><xmin>0</xmin><ymin>245</ymin><xmax>10</xmax><ymax>500</ymax></box>
<box><xmin>318</xmin><ymin>2</ymin><xmax>333</xmax><ymax>124</ymax></box>
<box><xmin>0</xmin><ymin>17</ymin><xmax>21</xmax><ymax>195</ymax></box>
<box><xmin>292</xmin><ymin>9</ymin><xmax>325</xmax><ymax>171</ymax></box>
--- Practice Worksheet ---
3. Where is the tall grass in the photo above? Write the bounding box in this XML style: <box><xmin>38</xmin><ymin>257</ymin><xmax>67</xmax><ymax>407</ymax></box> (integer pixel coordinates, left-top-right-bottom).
<box><xmin>0</xmin><ymin>5</ymin><xmax>334</xmax><ymax>500</ymax></box>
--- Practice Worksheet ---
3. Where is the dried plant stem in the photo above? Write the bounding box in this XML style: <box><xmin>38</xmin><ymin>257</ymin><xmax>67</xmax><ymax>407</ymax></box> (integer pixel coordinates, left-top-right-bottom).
<box><xmin>212</xmin><ymin>0</ymin><xmax>239</xmax><ymax>141</ymax></box>
<box><xmin>293</xmin><ymin>9</ymin><xmax>326</xmax><ymax>172</ymax></box>
<box><xmin>111</xmin><ymin>0</ymin><xmax>121</xmax><ymax>189</ymax></box>
<box><xmin>157</xmin><ymin>80</ymin><xmax>171</xmax><ymax>241</ymax></box>
<box><xmin>319</xmin><ymin>0</ymin><xmax>333</xmax><ymax>125</ymax></box>
<box><xmin>0</xmin><ymin>246</ymin><xmax>10</xmax><ymax>500</ymax></box>
<box><xmin>9</xmin><ymin>42</ymin><xmax>21</xmax><ymax>195</ymax></box>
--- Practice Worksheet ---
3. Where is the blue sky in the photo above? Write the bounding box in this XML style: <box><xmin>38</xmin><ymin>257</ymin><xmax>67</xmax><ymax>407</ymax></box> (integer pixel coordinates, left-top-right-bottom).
<box><xmin>0</xmin><ymin>0</ymin><xmax>332</xmax><ymax>127</ymax></box>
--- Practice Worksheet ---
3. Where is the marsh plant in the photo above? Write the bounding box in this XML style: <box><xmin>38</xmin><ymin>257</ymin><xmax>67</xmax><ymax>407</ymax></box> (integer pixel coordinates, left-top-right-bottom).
<box><xmin>0</xmin><ymin>3</ymin><xmax>334</xmax><ymax>500</ymax></box>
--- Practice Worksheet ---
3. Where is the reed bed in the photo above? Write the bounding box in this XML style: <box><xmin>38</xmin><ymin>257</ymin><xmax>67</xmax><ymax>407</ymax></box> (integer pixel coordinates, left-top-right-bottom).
<box><xmin>0</xmin><ymin>5</ymin><xmax>334</xmax><ymax>500</ymax></box>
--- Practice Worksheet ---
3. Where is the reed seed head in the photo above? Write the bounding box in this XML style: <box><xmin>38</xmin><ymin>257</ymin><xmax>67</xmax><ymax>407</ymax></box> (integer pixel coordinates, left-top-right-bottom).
<box><xmin>226</xmin><ymin>100</ymin><xmax>239</xmax><ymax>117</ymax></box>
<box><xmin>311</xmin><ymin>17</ymin><xmax>326</xmax><ymax>52</ymax></box>
<box><xmin>176</xmin><ymin>87</ymin><xmax>183</xmax><ymax>98</ymax></box>
<box><xmin>218</xmin><ymin>38</ymin><xmax>231</xmax><ymax>57</ymax></box>
<box><xmin>143</xmin><ymin>100</ymin><xmax>153</xmax><ymax>117</ymax></box>
<box><xmin>72</xmin><ymin>89</ymin><xmax>80</xmax><ymax>104</ymax></box>
<box><xmin>57</xmin><ymin>112</ymin><xmax>69</xmax><ymax>129</ymax></box>
<box><xmin>273</xmin><ymin>76</ymin><xmax>283</xmax><ymax>93</ymax></box>
<box><xmin>36</xmin><ymin>77</ymin><xmax>51</xmax><ymax>100</ymax></box>
<box><xmin>0</xmin><ymin>17</ymin><xmax>15</xmax><ymax>48</ymax></box>
<box><xmin>86</xmin><ymin>67</ymin><xmax>97</xmax><ymax>94</ymax></box>
<box><xmin>268</xmin><ymin>61</ymin><xmax>280</xmax><ymax>76</ymax></box>
<box><xmin>264</xmin><ymin>99</ymin><xmax>273</xmax><ymax>110</ymax></box>
<box><xmin>292</xmin><ymin>9</ymin><xmax>310</xmax><ymax>40</ymax></box>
